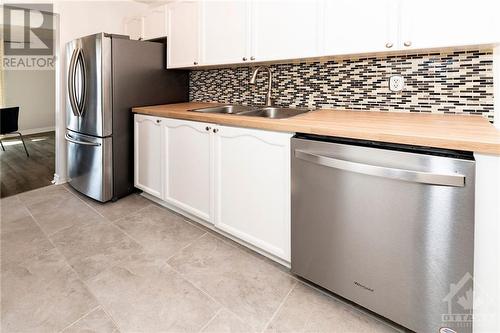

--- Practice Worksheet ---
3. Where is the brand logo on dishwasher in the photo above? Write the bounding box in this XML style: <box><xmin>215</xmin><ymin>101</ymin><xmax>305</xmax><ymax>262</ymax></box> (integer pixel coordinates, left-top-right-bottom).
<box><xmin>354</xmin><ymin>281</ymin><xmax>374</xmax><ymax>292</ymax></box>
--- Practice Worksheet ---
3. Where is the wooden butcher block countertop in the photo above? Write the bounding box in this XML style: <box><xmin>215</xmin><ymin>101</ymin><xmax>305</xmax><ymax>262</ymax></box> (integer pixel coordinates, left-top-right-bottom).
<box><xmin>133</xmin><ymin>102</ymin><xmax>500</xmax><ymax>155</ymax></box>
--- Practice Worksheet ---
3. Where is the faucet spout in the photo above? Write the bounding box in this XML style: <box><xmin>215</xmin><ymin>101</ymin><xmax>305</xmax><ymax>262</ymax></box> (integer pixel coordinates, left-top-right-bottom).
<box><xmin>249</xmin><ymin>66</ymin><xmax>273</xmax><ymax>106</ymax></box>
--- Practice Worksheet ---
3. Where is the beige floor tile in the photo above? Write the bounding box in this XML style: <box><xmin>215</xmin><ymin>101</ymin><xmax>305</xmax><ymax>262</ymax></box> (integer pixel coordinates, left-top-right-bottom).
<box><xmin>1</xmin><ymin>248</ymin><xmax>98</xmax><ymax>332</ymax></box>
<box><xmin>62</xmin><ymin>308</ymin><xmax>118</xmax><ymax>333</ymax></box>
<box><xmin>86</xmin><ymin>193</ymin><xmax>151</xmax><ymax>221</ymax></box>
<box><xmin>113</xmin><ymin>205</ymin><xmax>205</xmax><ymax>258</ymax></box>
<box><xmin>201</xmin><ymin>308</ymin><xmax>256</xmax><ymax>333</ymax></box>
<box><xmin>1</xmin><ymin>215</ymin><xmax>54</xmax><ymax>267</ymax></box>
<box><xmin>167</xmin><ymin>234</ymin><xmax>296</xmax><ymax>332</ymax></box>
<box><xmin>51</xmin><ymin>219</ymin><xmax>143</xmax><ymax>281</ymax></box>
<box><xmin>0</xmin><ymin>195</ymin><xmax>30</xmax><ymax>225</ymax></box>
<box><xmin>265</xmin><ymin>282</ymin><xmax>399</xmax><ymax>333</ymax></box>
<box><xmin>19</xmin><ymin>184</ymin><xmax>69</xmax><ymax>207</ymax></box>
<box><xmin>86</xmin><ymin>251</ymin><xmax>221</xmax><ymax>332</ymax></box>
<box><xmin>22</xmin><ymin>185</ymin><xmax>105</xmax><ymax>235</ymax></box>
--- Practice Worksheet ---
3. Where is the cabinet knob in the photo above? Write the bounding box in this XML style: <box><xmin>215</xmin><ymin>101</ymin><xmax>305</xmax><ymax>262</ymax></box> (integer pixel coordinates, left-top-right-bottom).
<box><xmin>404</xmin><ymin>41</ymin><xmax>412</xmax><ymax>47</ymax></box>
<box><xmin>213</xmin><ymin>128</ymin><xmax>218</xmax><ymax>133</ymax></box>
<box><xmin>205</xmin><ymin>126</ymin><xmax>211</xmax><ymax>131</ymax></box>
<box><xmin>242</xmin><ymin>57</ymin><xmax>247</xmax><ymax>61</ymax></box>
<box><xmin>385</xmin><ymin>42</ymin><xmax>393</xmax><ymax>49</ymax></box>
<box><xmin>250</xmin><ymin>56</ymin><xmax>255</xmax><ymax>61</ymax></box>
<box><xmin>156</xmin><ymin>119</ymin><xmax>161</xmax><ymax>124</ymax></box>
<box><xmin>193</xmin><ymin>61</ymin><xmax>198</xmax><ymax>65</ymax></box>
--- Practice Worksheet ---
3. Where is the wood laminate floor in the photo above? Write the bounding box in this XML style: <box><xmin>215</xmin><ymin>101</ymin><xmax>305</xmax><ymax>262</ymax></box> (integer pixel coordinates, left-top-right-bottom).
<box><xmin>0</xmin><ymin>131</ymin><xmax>55</xmax><ymax>198</ymax></box>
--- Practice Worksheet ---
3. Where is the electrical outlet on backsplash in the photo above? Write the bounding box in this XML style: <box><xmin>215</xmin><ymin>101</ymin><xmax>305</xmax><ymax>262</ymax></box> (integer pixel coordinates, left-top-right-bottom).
<box><xmin>189</xmin><ymin>49</ymin><xmax>494</xmax><ymax>122</ymax></box>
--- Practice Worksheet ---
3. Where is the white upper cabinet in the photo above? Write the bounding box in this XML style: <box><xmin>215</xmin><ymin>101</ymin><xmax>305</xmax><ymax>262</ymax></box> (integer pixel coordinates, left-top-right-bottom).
<box><xmin>201</xmin><ymin>0</ymin><xmax>250</xmax><ymax>65</ymax></box>
<box><xmin>251</xmin><ymin>0</ymin><xmax>321</xmax><ymax>62</ymax></box>
<box><xmin>166</xmin><ymin>1</ymin><xmax>200</xmax><ymax>68</ymax></box>
<box><xmin>163</xmin><ymin>118</ymin><xmax>213</xmax><ymax>222</ymax></box>
<box><xmin>165</xmin><ymin>0</ymin><xmax>500</xmax><ymax>68</ymax></box>
<box><xmin>142</xmin><ymin>5</ymin><xmax>168</xmax><ymax>40</ymax></box>
<box><xmin>323</xmin><ymin>0</ymin><xmax>399</xmax><ymax>55</ymax></box>
<box><xmin>134</xmin><ymin>114</ymin><xmax>163</xmax><ymax>199</ymax></box>
<box><xmin>400</xmin><ymin>0</ymin><xmax>500</xmax><ymax>50</ymax></box>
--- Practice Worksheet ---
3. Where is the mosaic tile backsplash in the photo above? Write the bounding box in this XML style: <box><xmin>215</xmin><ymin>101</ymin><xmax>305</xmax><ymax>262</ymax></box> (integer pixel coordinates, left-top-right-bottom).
<box><xmin>189</xmin><ymin>49</ymin><xmax>494</xmax><ymax>121</ymax></box>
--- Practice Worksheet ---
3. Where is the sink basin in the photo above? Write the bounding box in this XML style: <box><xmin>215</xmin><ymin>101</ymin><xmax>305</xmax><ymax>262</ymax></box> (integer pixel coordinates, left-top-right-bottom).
<box><xmin>189</xmin><ymin>105</ymin><xmax>258</xmax><ymax>114</ymax></box>
<box><xmin>238</xmin><ymin>107</ymin><xmax>312</xmax><ymax>119</ymax></box>
<box><xmin>189</xmin><ymin>105</ymin><xmax>312</xmax><ymax>119</ymax></box>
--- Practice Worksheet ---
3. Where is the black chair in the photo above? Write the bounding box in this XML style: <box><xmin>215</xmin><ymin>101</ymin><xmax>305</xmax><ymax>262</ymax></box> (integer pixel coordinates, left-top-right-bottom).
<box><xmin>0</xmin><ymin>107</ymin><xmax>29</xmax><ymax>157</ymax></box>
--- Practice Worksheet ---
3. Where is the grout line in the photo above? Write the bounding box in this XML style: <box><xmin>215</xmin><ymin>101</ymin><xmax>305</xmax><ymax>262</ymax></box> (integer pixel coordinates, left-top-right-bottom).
<box><xmin>195</xmin><ymin>228</ymin><xmax>299</xmax><ymax>282</ymax></box>
<box><xmin>165</xmin><ymin>231</ymin><xmax>208</xmax><ymax>262</ymax></box>
<box><xmin>64</xmin><ymin>193</ymin><xmax>230</xmax><ymax>330</ymax></box>
<box><xmin>260</xmin><ymin>280</ymin><xmax>298</xmax><ymax>333</ymax></box>
<box><xmin>166</xmin><ymin>263</ymin><xmax>224</xmax><ymax>308</ymax></box>
<box><xmin>63</xmin><ymin>187</ymin><xmax>151</xmax><ymax>250</ymax></box>
<box><xmin>24</xmin><ymin>194</ymin><xmax>125</xmax><ymax>333</ymax></box>
<box><xmin>165</xmin><ymin>262</ymin><xmax>250</xmax><ymax>326</ymax></box>
<box><xmin>58</xmin><ymin>305</ymin><xmax>100</xmax><ymax>332</ymax></box>
<box><xmin>63</xmin><ymin>184</ymin><xmax>146</xmax><ymax>223</ymax></box>
<box><xmin>197</xmin><ymin>307</ymin><xmax>223</xmax><ymax>333</ymax></box>
<box><xmin>93</xmin><ymin>302</ymin><xmax>124</xmax><ymax>333</ymax></box>
<box><xmin>165</xmin><ymin>262</ymin><xmax>248</xmax><ymax>327</ymax></box>
<box><xmin>109</xmin><ymin>203</ymin><xmax>154</xmax><ymax>223</ymax></box>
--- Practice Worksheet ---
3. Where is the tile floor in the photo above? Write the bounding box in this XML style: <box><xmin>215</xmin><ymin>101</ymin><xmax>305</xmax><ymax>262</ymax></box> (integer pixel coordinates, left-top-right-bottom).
<box><xmin>1</xmin><ymin>185</ymin><xmax>402</xmax><ymax>333</ymax></box>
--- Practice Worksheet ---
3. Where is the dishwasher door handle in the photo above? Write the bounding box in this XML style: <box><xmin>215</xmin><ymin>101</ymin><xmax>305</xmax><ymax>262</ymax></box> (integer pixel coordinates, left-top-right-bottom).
<box><xmin>294</xmin><ymin>149</ymin><xmax>465</xmax><ymax>187</ymax></box>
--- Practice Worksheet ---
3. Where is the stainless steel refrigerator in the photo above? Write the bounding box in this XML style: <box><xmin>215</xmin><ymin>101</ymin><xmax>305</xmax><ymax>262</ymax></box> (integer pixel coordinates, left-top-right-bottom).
<box><xmin>66</xmin><ymin>33</ymin><xmax>188</xmax><ymax>202</ymax></box>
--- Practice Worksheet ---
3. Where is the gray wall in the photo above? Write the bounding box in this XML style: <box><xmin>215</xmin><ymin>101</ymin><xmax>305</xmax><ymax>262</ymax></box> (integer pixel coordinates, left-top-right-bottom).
<box><xmin>4</xmin><ymin>69</ymin><xmax>56</xmax><ymax>133</ymax></box>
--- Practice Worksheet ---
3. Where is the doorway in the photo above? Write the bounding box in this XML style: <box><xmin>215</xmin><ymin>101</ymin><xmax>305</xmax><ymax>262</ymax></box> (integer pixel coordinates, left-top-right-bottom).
<box><xmin>0</xmin><ymin>4</ymin><xmax>56</xmax><ymax>198</ymax></box>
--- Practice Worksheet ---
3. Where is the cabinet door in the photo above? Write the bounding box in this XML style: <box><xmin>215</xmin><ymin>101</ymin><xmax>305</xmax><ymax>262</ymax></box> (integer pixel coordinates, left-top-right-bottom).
<box><xmin>214</xmin><ymin>126</ymin><xmax>292</xmax><ymax>261</ymax></box>
<box><xmin>134</xmin><ymin>114</ymin><xmax>163</xmax><ymax>198</ymax></box>
<box><xmin>163</xmin><ymin>118</ymin><xmax>213</xmax><ymax>222</ymax></box>
<box><xmin>143</xmin><ymin>5</ymin><xmax>167</xmax><ymax>40</ymax></box>
<box><xmin>251</xmin><ymin>0</ymin><xmax>321</xmax><ymax>62</ymax></box>
<box><xmin>201</xmin><ymin>0</ymin><xmax>250</xmax><ymax>66</ymax></box>
<box><xmin>166</xmin><ymin>1</ymin><xmax>200</xmax><ymax>68</ymax></box>
<box><xmin>323</xmin><ymin>0</ymin><xmax>399</xmax><ymax>55</ymax></box>
<box><xmin>401</xmin><ymin>0</ymin><xmax>500</xmax><ymax>50</ymax></box>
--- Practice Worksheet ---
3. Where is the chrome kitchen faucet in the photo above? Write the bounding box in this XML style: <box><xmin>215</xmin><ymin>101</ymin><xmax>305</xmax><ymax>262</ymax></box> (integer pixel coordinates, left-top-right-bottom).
<box><xmin>249</xmin><ymin>66</ymin><xmax>273</xmax><ymax>106</ymax></box>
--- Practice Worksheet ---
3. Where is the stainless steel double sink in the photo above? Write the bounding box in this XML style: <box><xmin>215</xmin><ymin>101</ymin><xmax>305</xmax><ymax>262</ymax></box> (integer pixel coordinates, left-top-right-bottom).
<box><xmin>189</xmin><ymin>105</ymin><xmax>312</xmax><ymax>119</ymax></box>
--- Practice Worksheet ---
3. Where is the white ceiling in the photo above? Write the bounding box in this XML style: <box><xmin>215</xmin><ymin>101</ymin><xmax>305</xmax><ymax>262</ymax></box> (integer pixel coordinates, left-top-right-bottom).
<box><xmin>133</xmin><ymin>0</ymin><xmax>169</xmax><ymax>5</ymax></box>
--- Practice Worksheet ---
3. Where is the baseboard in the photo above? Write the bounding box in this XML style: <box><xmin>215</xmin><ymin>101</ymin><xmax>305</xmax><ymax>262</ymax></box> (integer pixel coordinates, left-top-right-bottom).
<box><xmin>19</xmin><ymin>126</ymin><xmax>55</xmax><ymax>135</ymax></box>
<box><xmin>52</xmin><ymin>173</ymin><xmax>67</xmax><ymax>185</ymax></box>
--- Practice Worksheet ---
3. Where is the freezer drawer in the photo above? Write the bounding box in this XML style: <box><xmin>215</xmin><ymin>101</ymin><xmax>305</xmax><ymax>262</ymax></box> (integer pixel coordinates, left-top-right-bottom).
<box><xmin>66</xmin><ymin>131</ymin><xmax>113</xmax><ymax>202</ymax></box>
<box><xmin>291</xmin><ymin>136</ymin><xmax>475</xmax><ymax>333</ymax></box>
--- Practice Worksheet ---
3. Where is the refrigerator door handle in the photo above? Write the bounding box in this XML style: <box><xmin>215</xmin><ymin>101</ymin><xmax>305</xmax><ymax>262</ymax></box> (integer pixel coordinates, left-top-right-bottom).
<box><xmin>65</xmin><ymin>133</ymin><xmax>101</xmax><ymax>146</ymax></box>
<box><xmin>294</xmin><ymin>149</ymin><xmax>465</xmax><ymax>187</ymax></box>
<box><xmin>68</xmin><ymin>48</ymin><xmax>80</xmax><ymax>117</ymax></box>
<box><xmin>76</xmin><ymin>48</ymin><xmax>87</xmax><ymax>115</ymax></box>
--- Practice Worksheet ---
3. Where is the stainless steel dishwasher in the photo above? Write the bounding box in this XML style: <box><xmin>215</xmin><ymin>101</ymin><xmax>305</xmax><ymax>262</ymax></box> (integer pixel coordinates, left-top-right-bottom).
<box><xmin>291</xmin><ymin>134</ymin><xmax>475</xmax><ymax>333</ymax></box>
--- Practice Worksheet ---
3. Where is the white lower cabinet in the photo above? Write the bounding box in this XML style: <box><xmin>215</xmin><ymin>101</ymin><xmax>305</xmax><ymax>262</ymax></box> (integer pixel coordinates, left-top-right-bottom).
<box><xmin>162</xmin><ymin>118</ymin><xmax>213</xmax><ymax>222</ymax></box>
<box><xmin>134</xmin><ymin>114</ymin><xmax>164</xmax><ymax>198</ymax></box>
<box><xmin>214</xmin><ymin>125</ymin><xmax>292</xmax><ymax>261</ymax></box>
<box><xmin>134</xmin><ymin>115</ymin><xmax>292</xmax><ymax>262</ymax></box>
